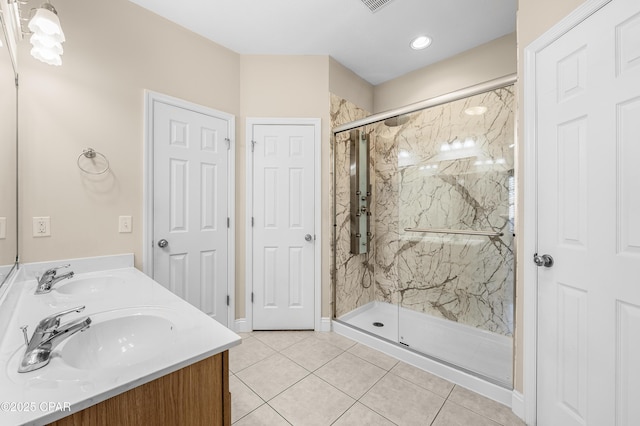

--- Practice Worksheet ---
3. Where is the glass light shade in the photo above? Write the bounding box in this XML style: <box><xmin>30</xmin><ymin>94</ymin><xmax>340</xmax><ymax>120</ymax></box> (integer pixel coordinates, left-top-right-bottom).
<box><xmin>28</xmin><ymin>8</ymin><xmax>65</xmax><ymax>42</ymax></box>
<box><xmin>31</xmin><ymin>46</ymin><xmax>62</xmax><ymax>66</ymax></box>
<box><xmin>30</xmin><ymin>33</ymin><xmax>63</xmax><ymax>54</ymax></box>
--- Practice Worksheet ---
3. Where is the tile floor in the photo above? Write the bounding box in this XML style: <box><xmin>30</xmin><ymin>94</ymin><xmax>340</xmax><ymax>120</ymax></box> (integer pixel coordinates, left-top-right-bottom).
<box><xmin>229</xmin><ymin>330</ymin><xmax>525</xmax><ymax>426</ymax></box>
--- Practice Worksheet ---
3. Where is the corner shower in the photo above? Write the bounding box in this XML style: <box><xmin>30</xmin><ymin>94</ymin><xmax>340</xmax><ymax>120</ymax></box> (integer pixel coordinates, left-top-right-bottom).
<box><xmin>331</xmin><ymin>76</ymin><xmax>516</xmax><ymax>389</ymax></box>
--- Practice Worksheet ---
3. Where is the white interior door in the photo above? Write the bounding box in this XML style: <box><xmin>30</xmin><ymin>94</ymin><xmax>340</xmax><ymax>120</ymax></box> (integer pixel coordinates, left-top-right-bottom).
<box><xmin>536</xmin><ymin>0</ymin><xmax>640</xmax><ymax>424</ymax></box>
<box><xmin>251</xmin><ymin>123</ymin><xmax>316</xmax><ymax>330</ymax></box>
<box><xmin>152</xmin><ymin>100</ymin><xmax>231</xmax><ymax>326</ymax></box>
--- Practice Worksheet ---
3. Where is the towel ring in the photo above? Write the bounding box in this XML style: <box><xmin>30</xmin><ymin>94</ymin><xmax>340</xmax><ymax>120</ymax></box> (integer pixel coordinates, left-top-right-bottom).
<box><xmin>77</xmin><ymin>148</ymin><xmax>110</xmax><ymax>175</ymax></box>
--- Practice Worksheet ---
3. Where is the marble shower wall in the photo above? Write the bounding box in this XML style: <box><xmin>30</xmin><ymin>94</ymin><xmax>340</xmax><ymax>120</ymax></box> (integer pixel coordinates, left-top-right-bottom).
<box><xmin>330</xmin><ymin>94</ymin><xmax>375</xmax><ymax>318</ymax></box>
<box><xmin>374</xmin><ymin>86</ymin><xmax>515</xmax><ymax>336</ymax></box>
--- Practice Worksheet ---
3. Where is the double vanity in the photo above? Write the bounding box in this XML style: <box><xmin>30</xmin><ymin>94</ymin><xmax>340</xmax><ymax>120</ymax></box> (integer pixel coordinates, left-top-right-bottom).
<box><xmin>0</xmin><ymin>254</ymin><xmax>241</xmax><ymax>425</ymax></box>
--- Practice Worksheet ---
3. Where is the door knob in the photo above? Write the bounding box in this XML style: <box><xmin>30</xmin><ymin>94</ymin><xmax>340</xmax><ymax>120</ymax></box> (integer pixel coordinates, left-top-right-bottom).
<box><xmin>533</xmin><ymin>253</ymin><xmax>554</xmax><ymax>267</ymax></box>
<box><xmin>157</xmin><ymin>239</ymin><xmax>169</xmax><ymax>248</ymax></box>
<box><xmin>304</xmin><ymin>234</ymin><xmax>313</xmax><ymax>242</ymax></box>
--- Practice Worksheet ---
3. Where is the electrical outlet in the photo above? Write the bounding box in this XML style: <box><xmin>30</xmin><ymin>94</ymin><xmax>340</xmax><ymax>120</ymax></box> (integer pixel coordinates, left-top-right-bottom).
<box><xmin>33</xmin><ymin>217</ymin><xmax>51</xmax><ymax>237</ymax></box>
<box><xmin>119</xmin><ymin>215</ymin><xmax>132</xmax><ymax>233</ymax></box>
<box><xmin>0</xmin><ymin>217</ymin><xmax>6</xmax><ymax>239</ymax></box>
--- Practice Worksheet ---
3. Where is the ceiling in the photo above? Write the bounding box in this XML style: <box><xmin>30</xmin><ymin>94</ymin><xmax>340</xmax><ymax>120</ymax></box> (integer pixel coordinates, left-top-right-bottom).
<box><xmin>128</xmin><ymin>0</ymin><xmax>517</xmax><ymax>85</ymax></box>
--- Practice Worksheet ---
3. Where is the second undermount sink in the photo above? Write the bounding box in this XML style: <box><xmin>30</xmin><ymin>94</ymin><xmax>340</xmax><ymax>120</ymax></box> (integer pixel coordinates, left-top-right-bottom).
<box><xmin>56</xmin><ymin>275</ymin><xmax>126</xmax><ymax>295</ymax></box>
<box><xmin>60</xmin><ymin>312</ymin><xmax>177</xmax><ymax>370</ymax></box>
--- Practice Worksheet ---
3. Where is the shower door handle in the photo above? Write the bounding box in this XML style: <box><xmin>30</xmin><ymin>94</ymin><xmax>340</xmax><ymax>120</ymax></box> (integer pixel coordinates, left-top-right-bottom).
<box><xmin>533</xmin><ymin>253</ymin><xmax>554</xmax><ymax>268</ymax></box>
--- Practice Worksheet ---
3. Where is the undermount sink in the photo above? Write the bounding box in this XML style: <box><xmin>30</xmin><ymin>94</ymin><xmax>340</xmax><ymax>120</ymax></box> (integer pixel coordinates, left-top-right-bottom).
<box><xmin>60</xmin><ymin>313</ymin><xmax>177</xmax><ymax>370</ymax></box>
<box><xmin>56</xmin><ymin>276</ymin><xmax>125</xmax><ymax>295</ymax></box>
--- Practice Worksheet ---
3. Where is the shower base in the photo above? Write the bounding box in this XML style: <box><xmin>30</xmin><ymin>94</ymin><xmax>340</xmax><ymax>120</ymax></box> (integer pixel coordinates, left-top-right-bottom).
<box><xmin>338</xmin><ymin>301</ymin><xmax>512</xmax><ymax>389</ymax></box>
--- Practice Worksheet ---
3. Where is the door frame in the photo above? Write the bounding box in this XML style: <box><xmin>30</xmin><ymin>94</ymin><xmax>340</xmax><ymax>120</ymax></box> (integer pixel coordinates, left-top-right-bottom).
<box><xmin>245</xmin><ymin>117</ymin><xmax>322</xmax><ymax>331</ymax></box>
<box><xmin>523</xmin><ymin>0</ymin><xmax>612</xmax><ymax>424</ymax></box>
<box><xmin>142</xmin><ymin>90</ymin><xmax>236</xmax><ymax>327</ymax></box>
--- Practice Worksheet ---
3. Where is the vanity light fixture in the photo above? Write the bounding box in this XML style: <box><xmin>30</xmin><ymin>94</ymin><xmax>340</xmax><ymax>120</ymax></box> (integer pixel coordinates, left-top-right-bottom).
<box><xmin>410</xmin><ymin>35</ymin><xmax>431</xmax><ymax>50</ymax></box>
<box><xmin>28</xmin><ymin>1</ymin><xmax>65</xmax><ymax>66</ymax></box>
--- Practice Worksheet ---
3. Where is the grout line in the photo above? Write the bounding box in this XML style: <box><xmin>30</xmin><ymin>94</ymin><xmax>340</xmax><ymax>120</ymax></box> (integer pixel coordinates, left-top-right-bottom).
<box><xmin>265</xmin><ymin>401</ymin><xmax>295</xmax><ymax>426</ymax></box>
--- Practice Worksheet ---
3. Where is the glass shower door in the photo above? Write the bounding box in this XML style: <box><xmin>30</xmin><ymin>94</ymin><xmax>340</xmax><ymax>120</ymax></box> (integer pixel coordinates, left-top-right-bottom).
<box><xmin>395</xmin><ymin>87</ymin><xmax>515</xmax><ymax>387</ymax></box>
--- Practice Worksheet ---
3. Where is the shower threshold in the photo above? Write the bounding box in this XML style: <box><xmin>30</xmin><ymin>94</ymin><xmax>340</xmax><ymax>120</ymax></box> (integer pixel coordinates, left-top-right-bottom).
<box><xmin>336</xmin><ymin>301</ymin><xmax>513</xmax><ymax>399</ymax></box>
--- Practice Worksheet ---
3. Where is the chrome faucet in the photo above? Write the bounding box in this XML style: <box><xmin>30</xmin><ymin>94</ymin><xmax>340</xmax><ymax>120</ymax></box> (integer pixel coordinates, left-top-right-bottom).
<box><xmin>18</xmin><ymin>306</ymin><xmax>91</xmax><ymax>373</ymax></box>
<box><xmin>35</xmin><ymin>264</ymin><xmax>74</xmax><ymax>294</ymax></box>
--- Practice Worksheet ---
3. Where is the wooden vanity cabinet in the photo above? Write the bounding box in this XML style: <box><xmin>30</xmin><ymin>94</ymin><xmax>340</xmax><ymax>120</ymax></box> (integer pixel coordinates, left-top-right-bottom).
<box><xmin>48</xmin><ymin>351</ymin><xmax>230</xmax><ymax>426</ymax></box>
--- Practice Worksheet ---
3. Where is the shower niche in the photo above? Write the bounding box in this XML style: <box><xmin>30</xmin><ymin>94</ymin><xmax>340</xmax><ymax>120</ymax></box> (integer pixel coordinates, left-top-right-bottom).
<box><xmin>332</xmin><ymin>79</ymin><xmax>516</xmax><ymax>389</ymax></box>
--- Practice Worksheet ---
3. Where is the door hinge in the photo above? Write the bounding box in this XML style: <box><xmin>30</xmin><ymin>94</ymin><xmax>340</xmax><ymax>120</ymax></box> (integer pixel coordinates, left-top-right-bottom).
<box><xmin>251</xmin><ymin>140</ymin><xmax>256</xmax><ymax>152</ymax></box>
<box><xmin>225</xmin><ymin>137</ymin><xmax>231</xmax><ymax>150</ymax></box>
<box><xmin>251</xmin><ymin>217</ymin><xmax>254</xmax><ymax>227</ymax></box>
<box><xmin>226</xmin><ymin>295</ymin><xmax>230</xmax><ymax>306</ymax></box>
<box><xmin>227</xmin><ymin>217</ymin><xmax>230</xmax><ymax>228</ymax></box>
<box><xmin>251</xmin><ymin>292</ymin><xmax>254</xmax><ymax>303</ymax></box>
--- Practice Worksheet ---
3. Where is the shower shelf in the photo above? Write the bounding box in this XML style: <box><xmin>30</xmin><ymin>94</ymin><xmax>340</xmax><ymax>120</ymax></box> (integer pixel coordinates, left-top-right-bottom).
<box><xmin>404</xmin><ymin>228</ymin><xmax>504</xmax><ymax>237</ymax></box>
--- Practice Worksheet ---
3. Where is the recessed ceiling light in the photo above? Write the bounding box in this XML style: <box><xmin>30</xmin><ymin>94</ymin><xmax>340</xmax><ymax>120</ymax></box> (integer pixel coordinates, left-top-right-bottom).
<box><xmin>464</xmin><ymin>106</ymin><xmax>488</xmax><ymax>116</ymax></box>
<box><xmin>410</xmin><ymin>35</ymin><xmax>432</xmax><ymax>50</ymax></box>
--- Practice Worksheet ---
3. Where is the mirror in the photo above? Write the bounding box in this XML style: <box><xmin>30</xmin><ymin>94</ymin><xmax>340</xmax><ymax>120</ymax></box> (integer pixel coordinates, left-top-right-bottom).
<box><xmin>0</xmin><ymin>5</ymin><xmax>18</xmax><ymax>280</ymax></box>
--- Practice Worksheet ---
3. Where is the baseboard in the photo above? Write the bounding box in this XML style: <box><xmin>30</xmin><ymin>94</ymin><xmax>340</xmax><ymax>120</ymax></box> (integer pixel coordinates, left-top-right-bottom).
<box><xmin>234</xmin><ymin>317</ymin><xmax>331</xmax><ymax>333</ymax></box>
<box><xmin>234</xmin><ymin>318</ymin><xmax>251</xmax><ymax>333</ymax></box>
<box><xmin>318</xmin><ymin>317</ymin><xmax>332</xmax><ymax>332</ymax></box>
<box><xmin>511</xmin><ymin>390</ymin><xmax>525</xmax><ymax>421</ymax></box>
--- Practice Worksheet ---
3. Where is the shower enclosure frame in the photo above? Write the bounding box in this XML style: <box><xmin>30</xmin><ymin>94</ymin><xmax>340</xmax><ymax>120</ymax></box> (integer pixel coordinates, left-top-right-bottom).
<box><xmin>331</xmin><ymin>73</ymin><xmax>518</xmax><ymax>402</ymax></box>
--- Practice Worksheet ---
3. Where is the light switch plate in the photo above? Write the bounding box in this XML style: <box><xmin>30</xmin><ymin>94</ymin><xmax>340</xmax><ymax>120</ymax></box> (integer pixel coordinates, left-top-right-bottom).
<box><xmin>119</xmin><ymin>216</ymin><xmax>132</xmax><ymax>233</ymax></box>
<box><xmin>0</xmin><ymin>217</ymin><xmax>6</xmax><ymax>239</ymax></box>
<box><xmin>33</xmin><ymin>217</ymin><xmax>51</xmax><ymax>237</ymax></box>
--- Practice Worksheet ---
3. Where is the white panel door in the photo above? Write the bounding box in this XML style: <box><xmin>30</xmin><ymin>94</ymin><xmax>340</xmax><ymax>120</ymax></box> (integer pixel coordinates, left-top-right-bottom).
<box><xmin>153</xmin><ymin>101</ymin><xmax>230</xmax><ymax>326</ymax></box>
<box><xmin>251</xmin><ymin>124</ymin><xmax>316</xmax><ymax>330</ymax></box>
<box><xmin>536</xmin><ymin>0</ymin><xmax>640</xmax><ymax>424</ymax></box>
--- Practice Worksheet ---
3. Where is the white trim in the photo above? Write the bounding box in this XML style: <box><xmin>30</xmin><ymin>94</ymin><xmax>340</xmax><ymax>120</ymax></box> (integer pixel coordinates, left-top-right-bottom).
<box><xmin>522</xmin><ymin>1</ymin><xmax>612</xmax><ymax>424</ymax></box>
<box><xmin>245</xmin><ymin>117</ymin><xmax>322</xmax><ymax>332</ymax></box>
<box><xmin>511</xmin><ymin>390</ymin><xmax>525</xmax><ymax>422</ymax></box>
<box><xmin>333</xmin><ymin>321</ymin><xmax>513</xmax><ymax>406</ymax></box>
<box><xmin>319</xmin><ymin>317</ymin><xmax>332</xmax><ymax>332</ymax></box>
<box><xmin>234</xmin><ymin>318</ymin><xmax>251</xmax><ymax>333</ymax></box>
<box><xmin>143</xmin><ymin>90</ymin><xmax>236</xmax><ymax>328</ymax></box>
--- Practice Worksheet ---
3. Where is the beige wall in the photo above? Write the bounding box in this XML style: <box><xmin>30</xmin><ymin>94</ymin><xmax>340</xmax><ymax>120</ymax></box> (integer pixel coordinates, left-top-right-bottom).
<box><xmin>0</xmin><ymin>45</ymin><xmax>16</xmax><ymax>266</ymax></box>
<box><xmin>513</xmin><ymin>0</ymin><xmax>586</xmax><ymax>393</ymax></box>
<box><xmin>18</xmin><ymin>0</ymin><xmax>240</xmax><ymax>267</ymax></box>
<box><xmin>373</xmin><ymin>33</ymin><xmax>517</xmax><ymax>113</ymax></box>
<box><xmin>329</xmin><ymin>58</ymin><xmax>374</xmax><ymax>112</ymax></box>
<box><xmin>237</xmin><ymin>55</ymin><xmax>333</xmax><ymax>319</ymax></box>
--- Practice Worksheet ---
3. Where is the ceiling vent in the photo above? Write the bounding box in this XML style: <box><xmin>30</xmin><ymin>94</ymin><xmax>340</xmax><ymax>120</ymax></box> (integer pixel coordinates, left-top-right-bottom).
<box><xmin>360</xmin><ymin>0</ymin><xmax>394</xmax><ymax>13</ymax></box>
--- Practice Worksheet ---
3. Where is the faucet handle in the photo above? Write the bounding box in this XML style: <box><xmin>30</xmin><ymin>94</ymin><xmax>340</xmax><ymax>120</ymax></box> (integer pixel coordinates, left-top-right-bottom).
<box><xmin>19</xmin><ymin>325</ymin><xmax>29</xmax><ymax>346</ymax></box>
<box><xmin>37</xmin><ymin>306</ymin><xmax>86</xmax><ymax>332</ymax></box>
<box><xmin>43</xmin><ymin>264</ymin><xmax>71</xmax><ymax>277</ymax></box>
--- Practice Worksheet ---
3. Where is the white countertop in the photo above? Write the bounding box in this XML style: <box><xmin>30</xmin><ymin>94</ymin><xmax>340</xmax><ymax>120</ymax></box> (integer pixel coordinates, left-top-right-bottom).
<box><xmin>0</xmin><ymin>255</ymin><xmax>241</xmax><ymax>426</ymax></box>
